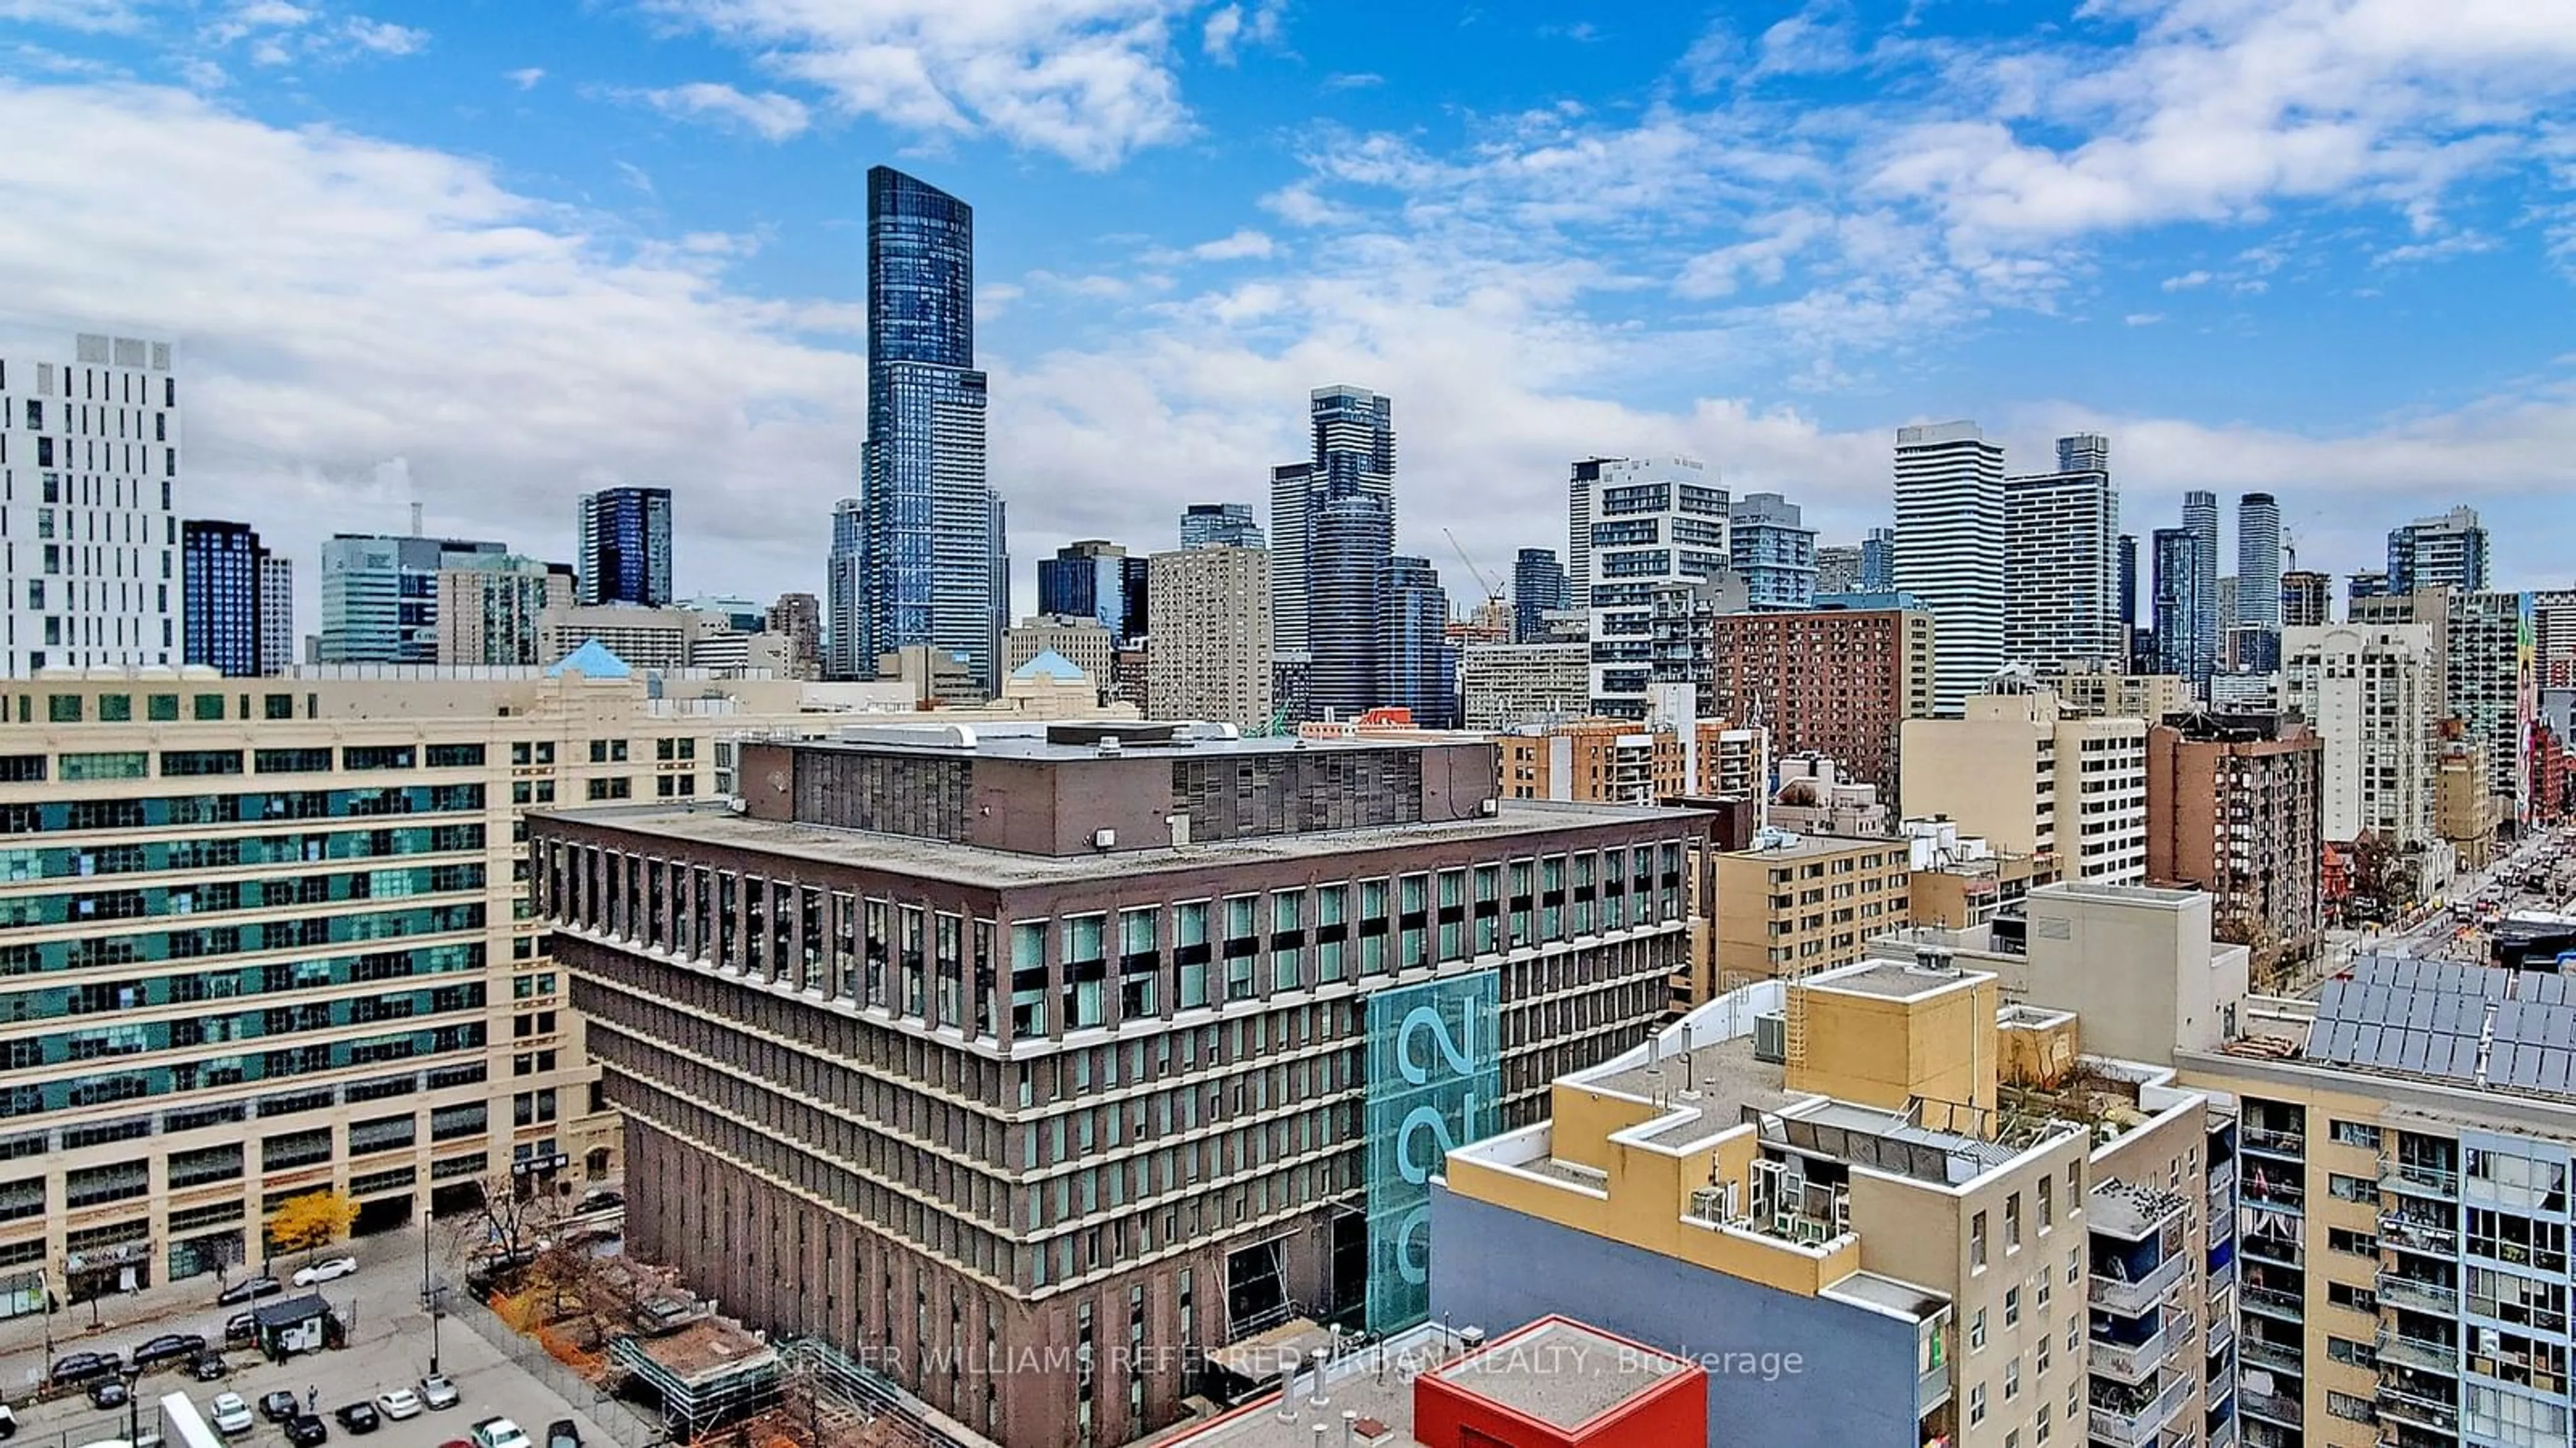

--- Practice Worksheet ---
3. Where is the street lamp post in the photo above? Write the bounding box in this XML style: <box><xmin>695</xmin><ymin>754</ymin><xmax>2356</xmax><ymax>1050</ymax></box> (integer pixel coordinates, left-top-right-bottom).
<box><xmin>419</xmin><ymin>1211</ymin><xmax>442</xmax><ymax>1377</ymax></box>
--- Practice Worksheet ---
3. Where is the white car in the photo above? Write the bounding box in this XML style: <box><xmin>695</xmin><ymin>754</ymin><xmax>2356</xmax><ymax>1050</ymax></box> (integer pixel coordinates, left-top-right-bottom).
<box><xmin>209</xmin><ymin>1394</ymin><xmax>255</xmax><ymax>1435</ymax></box>
<box><xmin>472</xmin><ymin>1418</ymin><xmax>533</xmax><ymax>1448</ymax></box>
<box><xmin>290</xmin><ymin>1256</ymin><xmax>357</xmax><ymax>1287</ymax></box>
<box><xmin>375</xmin><ymin>1389</ymin><xmax>423</xmax><ymax>1421</ymax></box>
<box><xmin>418</xmin><ymin>1375</ymin><xmax>460</xmax><ymax>1410</ymax></box>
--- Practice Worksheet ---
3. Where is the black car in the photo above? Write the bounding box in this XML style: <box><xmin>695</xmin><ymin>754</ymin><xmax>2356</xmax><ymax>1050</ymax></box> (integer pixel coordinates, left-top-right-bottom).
<box><xmin>133</xmin><ymin>1332</ymin><xmax>207</xmax><ymax>1369</ymax></box>
<box><xmin>215</xmin><ymin>1276</ymin><xmax>282</xmax><ymax>1306</ymax></box>
<box><xmin>224</xmin><ymin>1311</ymin><xmax>258</xmax><ymax>1345</ymax></box>
<box><xmin>190</xmin><ymin>1353</ymin><xmax>227</xmax><ymax>1382</ymax></box>
<box><xmin>88</xmin><ymin>1376</ymin><xmax>131</xmax><ymax>1410</ymax></box>
<box><xmin>545</xmin><ymin>1420</ymin><xmax>580</xmax><ymax>1448</ymax></box>
<box><xmin>285</xmin><ymin>1415</ymin><xmax>329</xmax><ymax>1448</ymax></box>
<box><xmin>53</xmin><ymin>1350</ymin><xmax>127</xmax><ymax>1386</ymax></box>
<box><xmin>333</xmin><ymin>1403</ymin><xmax>379</xmax><ymax>1435</ymax></box>
<box><xmin>261</xmin><ymin>1392</ymin><xmax>303</xmax><ymax>1425</ymax></box>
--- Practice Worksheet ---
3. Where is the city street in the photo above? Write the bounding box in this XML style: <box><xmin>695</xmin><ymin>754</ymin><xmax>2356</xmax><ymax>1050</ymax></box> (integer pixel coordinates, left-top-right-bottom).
<box><xmin>2298</xmin><ymin>827</ymin><xmax>2573</xmax><ymax>995</ymax></box>
<box><xmin>1</xmin><ymin>1226</ymin><xmax>631</xmax><ymax>1448</ymax></box>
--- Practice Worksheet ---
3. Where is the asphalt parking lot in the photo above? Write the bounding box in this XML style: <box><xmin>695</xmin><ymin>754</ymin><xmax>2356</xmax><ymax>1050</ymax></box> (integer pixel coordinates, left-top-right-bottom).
<box><xmin>2</xmin><ymin>1229</ymin><xmax>632</xmax><ymax>1448</ymax></box>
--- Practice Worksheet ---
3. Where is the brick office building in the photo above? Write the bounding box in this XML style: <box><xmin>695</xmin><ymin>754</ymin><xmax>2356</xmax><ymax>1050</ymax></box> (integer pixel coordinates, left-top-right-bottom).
<box><xmin>533</xmin><ymin>721</ymin><xmax>1697</xmax><ymax>1448</ymax></box>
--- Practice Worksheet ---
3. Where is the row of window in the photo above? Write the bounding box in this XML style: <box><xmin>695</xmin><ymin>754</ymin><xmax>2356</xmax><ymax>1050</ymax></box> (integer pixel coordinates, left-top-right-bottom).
<box><xmin>0</xmin><ymin>982</ymin><xmax>487</xmax><ymax>1068</ymax></box>
<box><xmin>0</xmin><ymin>902</ymin><xmax>488</xmax><ymax>978</ymax></box>
<box><xmin>0</xmin><ymin>823</ymin><xmax>485</xmax><ymax>883</ymax></box>
<box><xmin>545</xmin><ymin>840</ymin><xmax>1685</xmax><ymax>1041</ymax></box>
<box><xmin>0</xmin><ymin>1023</ymin><xmax>490</xmax><ymax>1119</ymax></box>
<box><xmin>0</xmin><ymin>783</ymin><xmax>485</xmax><ymax>838</ymax></box>
<box><xmin>0</xmin><ymin>863</ymin><xmax>485</xmax><ymax>927</ymax></box>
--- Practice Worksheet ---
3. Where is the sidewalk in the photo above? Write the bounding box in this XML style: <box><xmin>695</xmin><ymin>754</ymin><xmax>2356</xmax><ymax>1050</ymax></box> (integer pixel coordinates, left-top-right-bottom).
<box><xmin>1</xmin><ymin>1232</ymin><xmax>416</xmax><ymax>1367</ymax></box>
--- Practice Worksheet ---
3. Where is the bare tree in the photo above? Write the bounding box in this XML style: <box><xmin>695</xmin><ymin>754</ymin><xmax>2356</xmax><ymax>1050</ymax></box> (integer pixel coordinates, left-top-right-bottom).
<box><xmin>436</xmin><ymin>1172</ymin><xmax>572</xmax><ymax>1292</ymax></box>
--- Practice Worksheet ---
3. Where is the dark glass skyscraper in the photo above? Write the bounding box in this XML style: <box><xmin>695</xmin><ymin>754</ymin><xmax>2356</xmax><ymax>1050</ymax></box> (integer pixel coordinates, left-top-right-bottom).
<box><xmin>181</xmin><ymin>519</ymin><xmax>270</xmax><ymax>677</ymax></box>
<box><xmin>853</xmin><ymin>166</ymin><xmax>1006</xmax><ymax>695</ymax></box>
<box><xmin>1378</xmin><ymin>554</ymin><xmax>1454</xmax><ymax>727</ymax></box>
<box><xmin>1305</xmin><ymin>489</ymin><xmax>1393</xmax><ymax>720</ymax></box>
<box><xmin>577</xmin><ymin>485</ymin><xmax>674</xmax><ymax>607</ymax></box>
<box><xmin>1859</xmin><ymin>526</ymin><xmax>1896</xmax><ymax>592</ymax></box>
<box><xmin>2151</xmin><ymin>527</ymin><xmax>2208</xmax><ymax>680</ymax></box>
<box><xmin>1179</xmin><ymin>503</ymin><xmax>1263</xmax><ymax>549</ymax></box>
<box><xmin>1037</xmin><ymin>540</ymin><xmax>1132</xmax><ymax>639</ymax></box>
<box><xmin>1513</xmin><ymin>547</ymin><xmax>1568</xmax><ymax>642</ymax></box>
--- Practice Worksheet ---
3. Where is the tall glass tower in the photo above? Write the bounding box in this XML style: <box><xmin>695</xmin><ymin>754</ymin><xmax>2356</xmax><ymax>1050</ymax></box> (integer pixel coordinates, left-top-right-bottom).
<box><xmin>181</xmin><ymin>519</ymin><xmax>269</xmax><ymax>677</ymax></box>
<box><xmin>2182</xmin><ymin>490</ymin><xmax>2220</xmax><ymax>680</ymax></box>
<box><xmin>855</xmin><ymin>166</ymin><xmax>1006</xmax><ymax>695</ymax></box>
<box><xmin>2235</xmin><ymin>493</ymin><xmax>2282</xmax><ymax>630</ymax></box>
<box><xmin>1305</xmin><ymin>488</ymin><xmax>1393</xmax><ymax>720</ymax></box>
<box><xmin>577</xmin><ymin>486</ymin><xmax>674</xmax><ymax>607</ymax></box>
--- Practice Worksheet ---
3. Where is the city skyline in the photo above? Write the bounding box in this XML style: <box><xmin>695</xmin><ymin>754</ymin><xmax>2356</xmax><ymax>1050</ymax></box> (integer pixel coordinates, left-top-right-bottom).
<box><xmin>0</xmin><ymin>5</ymin><xmax>2569</xmax><ymax>635</ymax></box>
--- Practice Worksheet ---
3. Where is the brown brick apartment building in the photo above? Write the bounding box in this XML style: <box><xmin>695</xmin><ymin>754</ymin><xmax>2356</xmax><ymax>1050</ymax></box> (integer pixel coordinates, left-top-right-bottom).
<box><xmin>1706</xmin><ymin>606</ymin><xmax>1934</xmax><ymax>796</ymax></box>
<box><xmin>2145</xmin><ymin>711</ymin><xmax>2323</xmax><ymax>983</ymax></box>
<box><xmin>532</xmin><ymin>721</ymin><xmax>1697</xmax><ymax>1448</ymax></box>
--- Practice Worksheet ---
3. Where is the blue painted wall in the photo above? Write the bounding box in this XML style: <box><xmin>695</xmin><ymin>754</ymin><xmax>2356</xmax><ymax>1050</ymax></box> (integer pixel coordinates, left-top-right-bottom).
<box><xmin>1430</xmin><ymin>1183</ymin><xmax>1923</xmax><ymax>1448</ymax></box>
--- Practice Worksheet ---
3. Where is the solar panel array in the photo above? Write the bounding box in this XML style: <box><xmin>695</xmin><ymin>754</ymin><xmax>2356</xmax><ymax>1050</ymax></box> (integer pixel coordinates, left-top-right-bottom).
<box><xmin>2308</xmin><ymin>956</ymin><xmax>2576</xmax><ymax>1095</ymax></box>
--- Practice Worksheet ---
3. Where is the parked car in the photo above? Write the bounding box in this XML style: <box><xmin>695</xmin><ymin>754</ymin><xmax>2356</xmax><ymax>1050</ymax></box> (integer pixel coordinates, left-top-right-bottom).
<box><xmin>374</xmin><ymin>1391</ymin><xmax>421</xmax><ymax>1422</ymax></box>
<box><xmin>89</xmin><ymin>1378</ymin><xmax>131</xmax><ymax>1410</ymax></box>
<box><xmin>50</xmin><ymin>1351</ymin><xmax>119</xmax><ymax>1386</ymax></box>
<box><xmin>544</xmin><ymin>1421</ymin><xmax>580</xmax><ymax>1448</ymax></box>
<box><xmin>292</xmin><ymin>1257</ymin><xmax>358</xmax><ymax>1288</ymax></box>
<box><xmin>215</xmin><ymin>1276</ymin><xmax>282</xmax><ymax>1306</ymax></box>
<box><xmin>209</xmin><ymin>1394</ymin><xmax>255</xmax><ymax>1436</ymax></box>
<box><xmin>132</xmin><ymin>1333</ymin><xmax>207</xmax><ymax>1369</ymax></box>
<box><xmin>416</xmin><ymin>1376</ymin><xmax>459</xmax><ymax>1411</ymax></box>
<box><xmin>469</xmin><ymin>1418</ymin><xmax>531</xmax><ymax>1448</ymax></box>
<box><xmin>332</xmin><ymin>1404</ymin><xmax>378</xmax><ymax>1435</ymax></box>
<box><xmin>260</xmin><ymin>1392</ymin><xmax>302</xmax><ymax>1425</ymax></box>
<box><xmin>223</xmin><ymin>1312</ymin><xmax>257</xmax><ymax>1345</ymax></box>
<box><xmin>190</xmin><ymin>1353</ymin><xmax>227</xmax><ymax>1382</ymax></box>
<box><xmin>577</xmin><ymin>1188</ymin><xmax>623</xmax><ymax>1213</ymax></box>
<box><xmin>284</xmin><ymin>1416</ymin><xmax>329</xmax><ymax>1448</ymax></box>
<box><xmin>0</xmin><ymin>1404</ymin><xmax>17</xmax><ymax>1439</ymax></box>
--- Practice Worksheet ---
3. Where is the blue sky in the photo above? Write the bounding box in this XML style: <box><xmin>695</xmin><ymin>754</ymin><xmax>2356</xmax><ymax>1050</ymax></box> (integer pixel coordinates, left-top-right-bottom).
<box><xmin>4</xmin><ymin>0</ymin><xmax>2574</xmax><ymax>622</ymax></box>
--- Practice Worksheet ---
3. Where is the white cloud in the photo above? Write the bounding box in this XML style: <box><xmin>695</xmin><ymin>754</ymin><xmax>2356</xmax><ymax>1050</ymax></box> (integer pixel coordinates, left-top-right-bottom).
<box><xmin>505</xmin><ymin>66</ymin><xmax>545</xmax><ymax>90</ymax></box>
<box><xmin>0</xmin><ymin>0</ymin><xmax>147</xmax><ymax>30</ymax></box>
<box><xmin>0</xmin><ymin>82</ymin><xmax>864</xmax><ymax>627</ymax></box>
<box><xmin>1200</xmin><ymin>3</ymin><xmax>1242</xmax><ymax>61</ymax></box>
<box><xmin>2159</xmin><ymin>269</ymin><xmax>2212</xmax><ymax>290</ymax></box>
<box><xmin>2123</xmin><ymin>311</ymin><xmax>2164</xmax><ymax>325</ymax></box>
<box><xmin>647</xmin><ymin>0</ymin><xmax>1216</xmax><ymax>168</ymax></box>
<box><xmin>1259</xmin><ymin>180</ymin><xmax>1358</xmax><ymax>227</ymax></box>
<box><xmin>1187</xmin><ymin>227</ymin><xmax>1273</xmax><ymax>261</ymax></box>
<box><xmin>1865</xmin><ymin>0</ymin><xmax>2576</xmax><ymax>247</ymax></box>
<box><xmin>2374</xmin><ymin>231</ymin><xmax>2500</xmax><ymax>266</ymax></box>
<box><xmin>631</xmin><ymin>81</ymin><xmax>812</xmax><ymax>141</ymax></box>
<box><xmin>1321</xmin><ymin>72</ymin><xmax>1383</xmax><ymax>91</ymax></box>
<box><xmin>7</xmin><ymin>72</ymin><xmax>2576</xmax><ymax>635</ymax></box>
<box><xmin>341</xmin><ymin>17</ymin><xmax>424</xmax><ymax>55</ymax></box>
<box><xmin>196</xmin><ymin>2</ymin><xmax>429</xmax><ymax>67</ymax></box>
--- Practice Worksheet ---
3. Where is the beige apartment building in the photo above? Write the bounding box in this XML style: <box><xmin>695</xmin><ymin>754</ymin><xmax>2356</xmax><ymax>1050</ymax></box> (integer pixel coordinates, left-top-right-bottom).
<box><xmin>1902</xmin><ymin>683</ymin><xmax>2149</xmax><ymax>884</ymax></box>
<box><xmin>2178</xmin><ymin>955</ymin><xmax>2576</xmax><ymax>1448</ymax></box>
<box><xmin>1440</xmin><ymin>905</ymin><xmax>2237</xmax><ymax>1448</ymax></box>
<box><xmin>2055</xmin><ymin>669</ymin><xmax>2195</xmax><ymax>721</ymax></box>
<box><xmin>1457</xmin><ymin>641</ymin><xmax>1591</xmax><ymax>729</ymax></box>
<box><xmin>1145</xmin><ymin>545</ymin><xmax>1272</xmax><ymax>731</ymax></box>
<box><xmin>0</xmin><ymin>657</ymin><xmax>1123</xmax><ymax>1311</ymax></box>
<box><xmin>1701</xmin><ymin>832</ymin><xmax>1912</xmax><ymax>994</ymax></box>
<box><xmin>1002</xmin><ymin>614</ymin><xmax>1114</xmax><ymax>682</ymax></box>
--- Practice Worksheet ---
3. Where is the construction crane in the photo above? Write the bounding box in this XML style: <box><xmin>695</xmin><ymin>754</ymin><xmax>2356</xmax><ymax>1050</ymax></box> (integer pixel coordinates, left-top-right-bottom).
<box><xmin>1442</xmin><ymin>527</ymin><xmax>1506</xmax><ymax>610</ymax></box>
